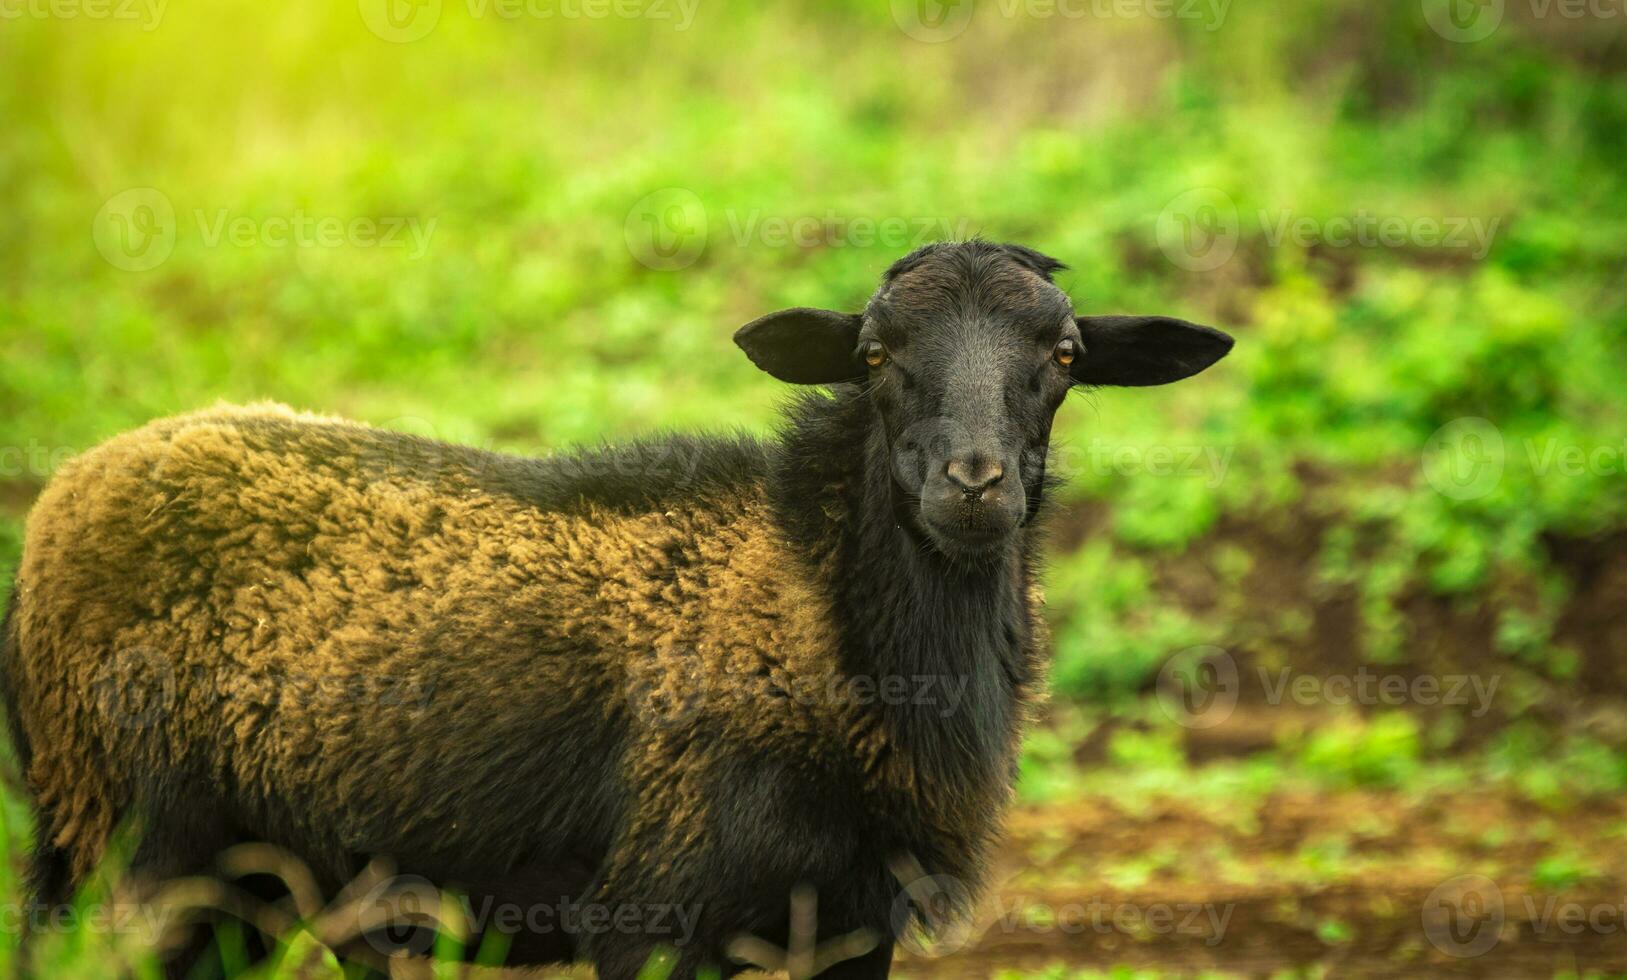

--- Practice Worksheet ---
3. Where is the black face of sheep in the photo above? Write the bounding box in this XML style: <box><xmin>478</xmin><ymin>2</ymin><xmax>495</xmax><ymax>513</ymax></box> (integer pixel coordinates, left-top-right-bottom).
<box><xmin>736</xmin><ymin>241</ymin><xmax>1233</xmax><ymax>561</ymax></box>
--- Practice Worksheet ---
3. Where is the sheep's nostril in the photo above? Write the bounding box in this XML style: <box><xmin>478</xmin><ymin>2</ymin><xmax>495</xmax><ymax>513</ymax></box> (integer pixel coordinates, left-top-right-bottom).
<box><xmin>945</xmin><ymin>459</ymin><xmax>1004</xmax><ymax>498</ymax></box>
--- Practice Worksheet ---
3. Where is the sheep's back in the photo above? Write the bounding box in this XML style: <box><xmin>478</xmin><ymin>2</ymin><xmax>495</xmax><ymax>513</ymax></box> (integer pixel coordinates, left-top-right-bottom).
<box><xmin>13</xmin><ymin>403</ymin><xmax>842</xmax><ymax>879</ymax></box>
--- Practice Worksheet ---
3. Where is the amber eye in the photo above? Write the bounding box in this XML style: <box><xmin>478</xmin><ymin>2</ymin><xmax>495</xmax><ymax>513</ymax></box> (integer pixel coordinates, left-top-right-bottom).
<box><xmin>1053</xmin><ymin>338</ymin><xmax>1078</xmax><ymax>366</ymax></box>
<box><xmin>862</xmin><ymin>341</ymin><xmax>888</xmax><ymax>368</ymax></box>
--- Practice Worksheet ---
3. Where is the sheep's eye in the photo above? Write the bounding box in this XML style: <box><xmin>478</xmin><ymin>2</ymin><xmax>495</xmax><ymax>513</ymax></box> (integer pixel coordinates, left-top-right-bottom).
<box><xmin>862</xmin><ymin>341</ymin><xmax>888</xmax><ymax>368</ymax></box>
<box><xmin>1053</xmin><ymin>338</ymin><xmax>1078</xmax><ymax>366</ymax></box>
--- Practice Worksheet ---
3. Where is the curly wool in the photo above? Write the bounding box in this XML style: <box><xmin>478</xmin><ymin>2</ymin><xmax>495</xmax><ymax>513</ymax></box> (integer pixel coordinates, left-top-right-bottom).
<box><xmin>9</xmin><ymin>405</ymin><xmax>872</xmax><ymax>874</ymax></box>
<box><xmin>4</xmin><ymin>394</ymin><xmax>1050</xmax><ymax>975</ymax></box>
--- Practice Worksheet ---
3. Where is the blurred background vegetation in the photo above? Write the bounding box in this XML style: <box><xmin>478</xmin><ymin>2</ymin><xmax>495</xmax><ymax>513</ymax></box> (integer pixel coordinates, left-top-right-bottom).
<box><xmin>2</xmin><ymin>0</ymin><xmax>1626</xmax><ymax>976</ymax></box>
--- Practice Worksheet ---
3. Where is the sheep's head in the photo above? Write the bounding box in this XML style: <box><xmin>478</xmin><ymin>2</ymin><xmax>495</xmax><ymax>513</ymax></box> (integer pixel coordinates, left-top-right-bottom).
<box><xmin>736</xmin><ymin>241</ymin><xmax>1233</xmax><ymax>561</ymax></box>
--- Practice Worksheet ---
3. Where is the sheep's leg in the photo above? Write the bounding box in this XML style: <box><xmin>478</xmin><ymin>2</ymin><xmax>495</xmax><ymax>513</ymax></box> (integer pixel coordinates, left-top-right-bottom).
<box><xmin>437</xmin><ymin>859</ymin><xmax>592</xmax><ymax>966</ymax></box>
<box><xmin>22</xmin><ymin>821</ymin><xmax>73</xmax><ymax>909</ymax></box>
<box><xmin>16</xmin><ymin>822</ymin><xmax>76</xmax><ymax>977</ymax></box>
<box><xmin>124</xmin><ymin>790</ymin><xmax>241</xmax><ymax>980</ymax></box>
<box><xmin>589</xmin><ymin>739</ymin><xmax>898</xmax><ymax>980</ymax></box>
<box><xmin>591</xmin><ymin>942</ymin><xmax>735</xmax><ymax>980</ymax></box>
<box><xmin>583</xmin><ymin>862</ymin><xmax>890</xmax><ymax>980</ymax></box>
<box><xmin>578</xmin><ymin>868</ymin><xmax>734</xmax><ymax>980</ymax></box>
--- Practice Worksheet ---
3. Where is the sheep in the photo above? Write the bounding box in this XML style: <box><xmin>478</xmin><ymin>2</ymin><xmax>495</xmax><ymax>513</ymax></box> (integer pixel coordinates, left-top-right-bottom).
<box><xmin>1</xmin><ymin>240</ymin><xmax>1233</xmax><ymax>979</ymax></box>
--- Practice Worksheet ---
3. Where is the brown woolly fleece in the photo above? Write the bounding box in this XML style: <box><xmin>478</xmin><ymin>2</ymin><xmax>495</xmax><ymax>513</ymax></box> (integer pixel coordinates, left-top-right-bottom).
<box><xmin>8</xmin><ymin>402</ymin><xmax>1043</xmax><ymax>898</ymax></box>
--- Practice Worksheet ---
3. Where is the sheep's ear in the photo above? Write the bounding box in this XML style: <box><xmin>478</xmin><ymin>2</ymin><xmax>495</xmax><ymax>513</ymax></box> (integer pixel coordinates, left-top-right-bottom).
<box><xmin>734</xmin><ymin>308</ymin><xmax>865</xmax><ymax>385</ymax></box>
<box><xmin>1072</xmin><ymin>315</ymin><xmax>1234</xmax><ymax>387</ymax></box>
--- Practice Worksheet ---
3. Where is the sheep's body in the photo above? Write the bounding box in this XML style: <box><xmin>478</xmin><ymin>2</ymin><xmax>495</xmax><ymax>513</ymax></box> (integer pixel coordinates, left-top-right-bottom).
<box><xmin>5</xmin><ymin>400</ymin><xmax>1046</xmax><ymax>973</ymax></box>
<box><xmin>3</xmin><ymin>240</ymin><xmax>1233</xmax><ymax>978</ymax></box>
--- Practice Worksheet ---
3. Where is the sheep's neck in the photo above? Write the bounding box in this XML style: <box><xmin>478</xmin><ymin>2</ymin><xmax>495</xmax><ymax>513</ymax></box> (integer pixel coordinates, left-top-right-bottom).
<box><xmin>772</xmin><ymin>389</ymin><xmax>1036</xmax><ymax>816</ymax></box>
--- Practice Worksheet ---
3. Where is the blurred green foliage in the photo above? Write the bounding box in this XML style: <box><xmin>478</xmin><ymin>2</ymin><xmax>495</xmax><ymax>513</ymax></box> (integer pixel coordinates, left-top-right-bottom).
<box><xmin>2</xmin><ymin>3</ymin><xmax>1624</xmax><ymax>701</ymax></box>
<box><xmin>1</xmin><ymin>1</ymin><xmax>1625</xmax><ymax>975</ymax></box>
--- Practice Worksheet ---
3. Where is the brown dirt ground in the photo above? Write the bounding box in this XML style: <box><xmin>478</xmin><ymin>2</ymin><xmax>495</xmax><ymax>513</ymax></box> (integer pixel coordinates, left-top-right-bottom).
<box><xmin>438</xmin><ymin>788</ymin><xmax>1626</xmax><ymax>979</ymax></box>
<box><xmin>889</xmin><ymin>789</ymin><xmax>1627</xmax><ymax>978</ymax></box>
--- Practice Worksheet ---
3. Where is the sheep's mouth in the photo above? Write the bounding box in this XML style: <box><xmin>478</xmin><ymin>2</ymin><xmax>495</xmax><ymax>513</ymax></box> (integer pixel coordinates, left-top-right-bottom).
<box><xmin>918</xmin><ymin>505</ymin><xmax>1018</xmax><ymax>560</ymax></box>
